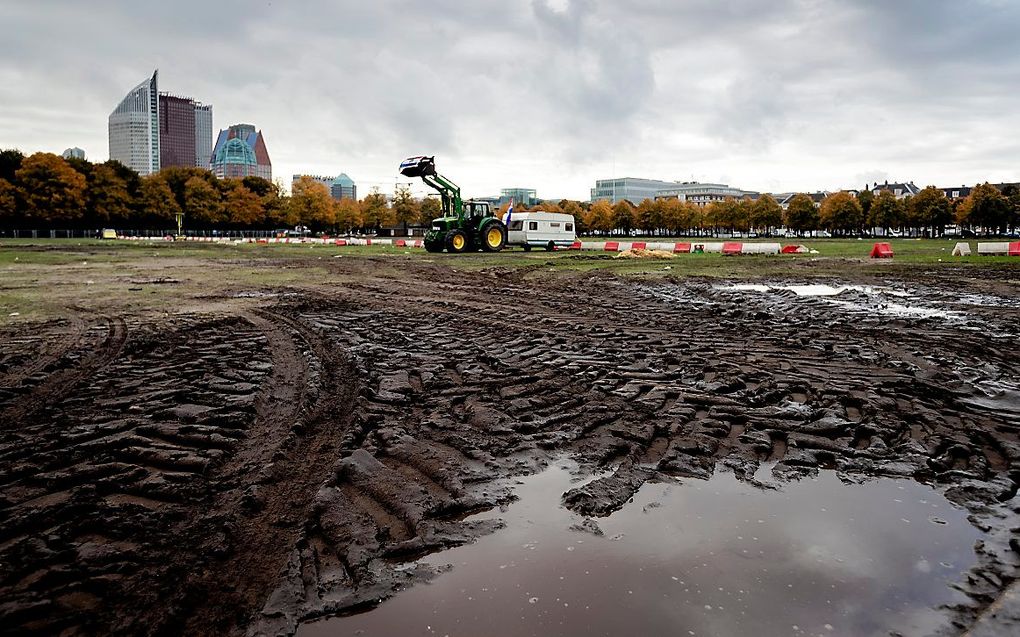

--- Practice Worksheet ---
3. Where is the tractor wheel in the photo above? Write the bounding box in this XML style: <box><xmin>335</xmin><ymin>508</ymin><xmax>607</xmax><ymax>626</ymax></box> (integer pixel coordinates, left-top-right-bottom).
<box><xmin>424</xmin><ymin>239</ymin><xmax>443</xmax><ymax>253</ymax></box>
<box><xmin>480</xmin><ymin>221</ymin><xmax>507</xmax><ymax>252</ymax></box>
<box><xmin>446</xmin><ymin>229</ymin><xmax>469</xmax><ymax>253</ymax></box>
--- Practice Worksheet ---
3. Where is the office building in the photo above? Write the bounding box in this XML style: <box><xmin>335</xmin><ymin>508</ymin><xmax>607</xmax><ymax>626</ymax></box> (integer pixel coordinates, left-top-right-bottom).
<box><xmin>655</xmin><ymin>182</ymin><xmax>758</xmax><ymax>207</ymax></box>
<box><xmin>500</xmin><ymin>188</ymin><xmax>537</xmax><ymax>207</ymax></box>
<box><xmin>211</xmin><ymin>124</ymin><xmax>272</xmax><ymax>180</ymax></box>
<box><xmin>108</xmin><ymin>70</ymin><xmax>160</xmax><ymax>175</ymax></box>
<box><xmin>194</xmin><ymin>104</ymin><xmax>213</xmax><ymax>170</ymax></box>
<box><xmin>292</xmin><ymin>173</ymin><xmax>357</xmax><ymax>200</ymax></box>
<box><xmin>61</xmin><ymin>147</ymin><xmax>86</xmax><ymax>160</ymax></box>
<box><xmin>591</xmin><ymin>177</ymin><xmax>680</xmax><ymax>204</ymax></box>
<box><xmin>158</xmin><ymin>95</ymin><xmax>196</xmax><ymax>169</ymax></box>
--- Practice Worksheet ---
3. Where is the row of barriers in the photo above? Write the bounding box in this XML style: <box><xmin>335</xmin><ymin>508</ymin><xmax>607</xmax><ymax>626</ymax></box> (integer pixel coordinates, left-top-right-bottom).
<box><xmin>114</xmin><ymin>234</ymin><xmax>1020</xmax><ymax>257</ymax></box>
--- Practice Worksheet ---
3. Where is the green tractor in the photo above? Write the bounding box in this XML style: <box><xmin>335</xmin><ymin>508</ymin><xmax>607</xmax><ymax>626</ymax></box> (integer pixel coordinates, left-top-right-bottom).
<box><xmin>399</xmin><ymin>156</ymin><xmax>506</xmax><ymax>253</ymax></box>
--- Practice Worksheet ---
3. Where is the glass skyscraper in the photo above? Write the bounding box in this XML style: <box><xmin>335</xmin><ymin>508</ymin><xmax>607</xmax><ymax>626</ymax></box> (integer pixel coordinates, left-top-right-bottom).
<box><xmin>211</xmin><ymin>124</ymin><xmax>272</xmax><ymax>180</ymax></box>
<box><xmin>108</xmin><ymin>70</ymin><xmax>160</xmax><ymax>175</ymax></box>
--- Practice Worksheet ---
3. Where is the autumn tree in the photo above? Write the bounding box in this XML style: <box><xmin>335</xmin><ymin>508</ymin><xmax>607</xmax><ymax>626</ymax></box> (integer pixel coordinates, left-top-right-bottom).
<box><xmin>334</xmin><ymin>197</ymin><xmax>363</xmax><ymax>233</ymax></box>
<box><xmin>751</xmin><ymin>194</ymin><xmax>783</xmax><ymax>234</ymax></box>
<box><xmin>734</xmin><ymin>199</ymin><xmax>753</xmax><ymax>233</ymax></box>
<box><xmin>585</xmin><ymin>200</ymin><xmax>613</xmax><ymax>235</ymax></box>
<box><xmin>15</xmin><ymin>153</ymin><xmax>87</xmax><ymax>226</ymax></box>
<box><xmin>290</xmin><ymin>176</ymin><xmax>334</xmax><ymax>230</ymax></box>
<box><xmin>957</xmin><ymin>183</ymin><xmax>1012</xmax><ymax>233</ymax></box>
<box><xmin>905</xmin><ymin>187</ymin><xmax>952</xmax><ymax>236</ymax></box>
<box><xmin>140</xmin><ymin>174</ymin><xmax>181</xmax><ymax>226</ymax></box>
<box><xmin>562</xmin><ymin>200</ymin><xmax>584</xmax><ymax>233</ymax></box>
<box><xmin>0</xmin><ymin>178</ymin><xmax>16</xmax><ymax>224</ymax></box>
<box><xmin>636</xmin><ymin>198</ymin><xmax>663</xmax><ymax>235</ymax></box>
<box><xmin>87</xmin><ymin>164</ymin><xmax>133</xmax><ymax>224</ymax></box>
<box><xmin>418</xmin><ymin>196</ymin><xmax>442</xmax><ymax>225</ymax></box>
<box><xmin>223</xmin><ymin>182</ymin><xmax>264</xmax><ymax>227</ymax></box>
<box><xmin>360</xmin><ymin>189</ymin><xmax>391</xmax><ymax>229</ymax></box>
<box><xmin>784</xmin><ymin>194</ymin><xmax>819</xmax><ymax>235</ymax></box>
<box><xmin>856</xmin><ymin>189</ymin><xmax>874</xmax><ymax>218</ymax></box>
<box><xmin>392</xmin><ymin>185</ymin><xmax>419</xmax><ymax>231</ymax></box>
<box><xmin>183</xmin><ymin>175</ymin><xmax>224</xmax><ymax>227</ymax></box>
<box><xmin>868</xmin><ymin>190</ymin><xmax>903</xmax><ymax>231</ymax></box>
<box><xmin>819</xmin><ymin>191</ymin><xmax>864</xmax><ymax>235</ymax></box>
<box><xmin>611</xmin><ymin>200</ymin><xmax>636</xmax><ymax>235</ymax></box>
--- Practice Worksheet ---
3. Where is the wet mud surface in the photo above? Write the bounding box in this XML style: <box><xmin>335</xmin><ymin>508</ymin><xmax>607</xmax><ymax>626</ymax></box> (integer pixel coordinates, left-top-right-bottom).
<box><xmin>1</xmin><ymin>259</ymin><xmax>1019</xmax><ymax>636</ymax></box>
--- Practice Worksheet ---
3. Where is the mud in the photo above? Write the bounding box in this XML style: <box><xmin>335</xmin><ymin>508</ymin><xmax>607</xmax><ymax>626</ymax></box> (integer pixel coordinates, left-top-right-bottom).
<box><xmin>1</xmin><ymin>258</ymin><xmax>1019</xmax><ymax>636</ymax></box>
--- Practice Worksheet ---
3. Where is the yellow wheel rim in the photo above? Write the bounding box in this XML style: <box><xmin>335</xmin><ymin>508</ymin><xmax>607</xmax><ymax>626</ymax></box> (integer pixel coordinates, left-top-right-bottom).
<box><xmin>487</xmin><ymin>228</ymin><xmax>502</xmax><ymax>247</ymax></box>
<box><xmin>452</xmin><ymin>234</ymin><xmax>465</xmax><ymax>250</ymax></box>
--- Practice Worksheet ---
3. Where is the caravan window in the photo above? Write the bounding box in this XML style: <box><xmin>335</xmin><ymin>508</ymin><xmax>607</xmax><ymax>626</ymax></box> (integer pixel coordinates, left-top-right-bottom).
<box><xmin>509</xmin><ymin>220</ymin><xmax>523</xmax><ymax>231</ymax></box>
<box><xmin>550</xmin><ymin>222</ymin><xmax>561</xmax><ymax>228</ymax></box>
<box><xmin>528</xmin><ymin>221</ymin><xmax>538</xmax><ymax>230</ymax></box>
<box><xmin>566</xmin><ymin>223</ymin><xmax>574</xmax><ymax>231</ymax></box>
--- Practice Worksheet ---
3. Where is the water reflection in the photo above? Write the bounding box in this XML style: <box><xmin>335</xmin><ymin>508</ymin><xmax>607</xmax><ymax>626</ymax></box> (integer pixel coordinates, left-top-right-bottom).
<box><xmin>299</xmin><ymin>462</ymin><xmax>981</xmax><ymax>637</ymax></box>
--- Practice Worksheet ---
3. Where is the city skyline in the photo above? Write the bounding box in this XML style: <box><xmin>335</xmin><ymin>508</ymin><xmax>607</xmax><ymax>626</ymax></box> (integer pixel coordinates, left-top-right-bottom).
<box><xmin>3</xmin><ymin>1</ymin><xmax>1020</xmax><ymax>200</ymax></box>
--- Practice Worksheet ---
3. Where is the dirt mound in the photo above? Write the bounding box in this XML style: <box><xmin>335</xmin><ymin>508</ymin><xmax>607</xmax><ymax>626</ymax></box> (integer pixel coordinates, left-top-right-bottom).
<box><xmin>614</xmin><ymin>248</ymin><xmax>675</xmax><ymax>259</ymax></box>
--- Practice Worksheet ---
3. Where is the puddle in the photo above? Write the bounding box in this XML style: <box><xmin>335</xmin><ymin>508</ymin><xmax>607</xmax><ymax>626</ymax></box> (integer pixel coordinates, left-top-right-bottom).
<box><xmin>711</xmin><ymin>283</ymin><xmax>960</xmax><ymax>321</ymax></box>
<box><xmin>299</xmin><ymin>462</ymin><xmax>982</xmax><ymax>637</ymax></box>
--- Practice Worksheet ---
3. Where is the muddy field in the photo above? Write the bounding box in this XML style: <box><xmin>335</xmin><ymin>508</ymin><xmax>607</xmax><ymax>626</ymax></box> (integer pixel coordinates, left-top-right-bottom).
<box><xmin>1</xmin><ymin>252</ymin><xmax>1019</xmax><ymax>636</ymax></box>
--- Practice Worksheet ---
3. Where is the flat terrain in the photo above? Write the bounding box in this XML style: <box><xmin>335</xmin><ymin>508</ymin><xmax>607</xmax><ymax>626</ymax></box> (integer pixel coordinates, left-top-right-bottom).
<box><xmin>1</xmin><ymin>239</ymin><xmax>1019</xmax><ymax>636</ymax></box>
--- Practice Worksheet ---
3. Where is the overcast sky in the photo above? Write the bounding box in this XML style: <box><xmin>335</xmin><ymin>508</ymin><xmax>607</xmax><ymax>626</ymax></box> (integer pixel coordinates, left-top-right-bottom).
<box><xmin>2</xmin><ymin>0</ymin><xmax>1019</xmax><ymax>200</ymax></box>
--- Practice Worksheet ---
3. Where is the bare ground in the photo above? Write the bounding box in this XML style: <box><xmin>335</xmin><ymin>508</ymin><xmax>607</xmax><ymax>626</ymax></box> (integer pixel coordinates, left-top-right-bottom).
<box><xmin>1</xmin><ymin>256</ymin><xmax>1019</xmax><ymax>636</ymax></box>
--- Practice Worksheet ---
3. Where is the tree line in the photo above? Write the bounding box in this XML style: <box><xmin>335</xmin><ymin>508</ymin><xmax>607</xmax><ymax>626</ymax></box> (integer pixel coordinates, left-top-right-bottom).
<box><xmin>2</xmin><ymin>149</ymin><xmax>1017</xmax><ymax>235</ymax></box>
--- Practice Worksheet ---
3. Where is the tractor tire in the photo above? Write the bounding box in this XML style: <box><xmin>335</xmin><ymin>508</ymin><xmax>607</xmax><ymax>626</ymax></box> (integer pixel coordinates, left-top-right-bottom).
<box><xmin>480</xmin><ymin>220</ymin><xmax>507</xmax><ymax>252</ymax></box>
<box><xmin>446</xmin><ymin>229</ymin><xmax>469</xmax><ymax>253</ymax></box>
<box><xmin>424</xmin><ymin>239</ymin><xmax>443</xmax><ymax>253</ymax></box>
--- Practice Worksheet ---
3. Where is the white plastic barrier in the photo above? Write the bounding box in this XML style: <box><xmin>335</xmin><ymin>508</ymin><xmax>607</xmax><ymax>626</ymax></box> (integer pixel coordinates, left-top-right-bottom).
<box><xmin>740</xmin><ymin>242</ymin><xmax>782</xmax><ymax>255</ymax></box>
<box><xmin>696</xmin><ymin>242</ymin><xmax>725</xmax><ymax>253</ymax></box>
<box><xmin>952</xmin><ymin>242</ymin><xmax>972</xmax><ymax>256</ymax></box>
<box><xmin>977</xmin><ymin>242</ymin><xmax>1010</xmax><ymax>255</ymax></box>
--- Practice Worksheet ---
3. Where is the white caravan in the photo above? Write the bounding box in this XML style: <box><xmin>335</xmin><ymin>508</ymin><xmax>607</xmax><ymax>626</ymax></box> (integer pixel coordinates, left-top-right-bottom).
<box><xmin>505</xmin><ymin>211</ymin><xmax>577</xmax><ymax>251</ymax></box>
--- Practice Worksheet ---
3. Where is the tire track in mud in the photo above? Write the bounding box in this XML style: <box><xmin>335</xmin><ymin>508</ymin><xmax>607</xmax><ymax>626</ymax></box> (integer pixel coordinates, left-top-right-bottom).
<box><xmin>0</xmin><ymin>311</ymin><xmax>87</xmax><ymax>394</ymax></box>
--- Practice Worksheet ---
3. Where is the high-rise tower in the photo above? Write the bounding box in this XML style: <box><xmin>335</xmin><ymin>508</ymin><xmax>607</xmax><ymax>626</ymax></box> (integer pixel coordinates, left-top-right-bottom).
<box><xmin>108</xmin><ymin>70</ymin><xmax>160</xmax><ymax>175</ymax></box>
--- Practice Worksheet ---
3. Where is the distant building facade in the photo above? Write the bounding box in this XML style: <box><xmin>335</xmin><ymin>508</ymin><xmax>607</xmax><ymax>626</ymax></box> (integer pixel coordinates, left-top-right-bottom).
<box><xmin>500</xmin><ymin>187</ymin><xmax>537</xmax><ymax>207</ymax></box>
<box><xmin>211</xmin><ymin>124</ymin><xmax>272</xmax><ymax>180</ymax></box>
<box><xmin>291</xmin><ymin>173</ymin><xmax>357</xmax><ymax>200</ymax></box>
<box><xmin>591</xmin><ymin>177</ymin><xmax>681</xmax><ymax>204</ymax></box>
<box><xmin>194</xmin><ymin>104</ymin><xmax>213</xmax><ymax>170</ymax></box>
<box><xmin>158</xmin><ymin>95</ymin><xmax>196</xmax><ymax>169</ymax></box>
<box><xmin>867</xmin><ymin>181</ymin><xmax>920</xmax><ymax>200</ymax></box>
<box><xmin>655</xmin><ymin>182</ymin><xmax>758</xmax><ymax>207</ymax></box>
<box><xmin>61</xmin><ymin>147</ymin><xmax>86</xmax><ymax>160</ymax></box>
<box><xmin>109</xmin><ymin>70</ymin><xmax>160</xmax><ymax>175</ymax></box>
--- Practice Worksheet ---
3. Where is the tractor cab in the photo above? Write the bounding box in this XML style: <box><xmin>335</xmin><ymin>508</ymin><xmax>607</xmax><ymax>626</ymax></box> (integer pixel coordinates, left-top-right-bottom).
<box><xmin>464</xmin><ymin>200</ymin><xmax>490</xmax><ymax>220</ymax></box>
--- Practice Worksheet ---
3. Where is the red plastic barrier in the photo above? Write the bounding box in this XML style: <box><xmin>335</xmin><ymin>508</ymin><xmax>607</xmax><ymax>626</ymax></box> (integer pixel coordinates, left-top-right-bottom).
<box><xmin>394</xmin><ymin>239</ymin><xmax>406</xmax><ymax>247</ymax></box>
<box><xmin>631</xmin><ymin>241</ymin><xmax>647</xmax><ymax>250</ymax></box>
<box><xmin>1009</xmin><ymin>241</ymin><xmax>1020</xmax><ymax>256</ymax></box>
<box><xmin>334</xmin><ymin>239</ymin><xmax>347</xmax><ymax>246</ymax></box>
<box><xmin>781</xmin><ymin>245</ymin><xmax>800</xmax><ymax>254</ymax></box>
<box><xmin>365</xmin><ymin>238</ymin><xmax>372</xmax><ymax>245</ymax></box>
<box><xmin>722</xmin><ymin>242</ymin><xmax>743</xmax><ymax>255</ymax></box>
<box><xmin>672</xmin><ymin>242</ymin><xmax>691</xmax><ymax>253</ymax></box>
<box><xmin>870</xmin><ymin>242</ymin><xmax>893</xmax><ymax>258</ymax></box>
<box><xmin>570</xmin><ymin>241</ymin><xmax>582</xmax><ymax>250</ymax></box>
<box><xmin>604</xmin><ymin>241</ymin><xmax>619</xmax><ymax>252</ymax></box>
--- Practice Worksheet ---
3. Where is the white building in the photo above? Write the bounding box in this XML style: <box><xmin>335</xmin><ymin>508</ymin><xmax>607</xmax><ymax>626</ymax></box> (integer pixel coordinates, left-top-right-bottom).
<box><xmin>655</xmin><ymin>182</ymin><xmax>758</xmax><ymax>207</ymax></box>
<box><xmin>108</xmin><ymin>70</ymin><xmax>160</xmax><ymax>175</ymax></box>
<box><xmin>194</xmin><ymin>103</ymin><xmax>213</xmax><ymax>170</ymax></box>
<box><xmin>591</xmin><ymin>177</ymin><xmax>681</xmax><ymax>204</ymax></box>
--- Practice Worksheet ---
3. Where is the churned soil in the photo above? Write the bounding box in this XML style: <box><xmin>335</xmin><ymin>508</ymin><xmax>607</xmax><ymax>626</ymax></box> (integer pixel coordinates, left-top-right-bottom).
<box><xmin>1</xmin><ymin>257</ymin><xmax>1019</xmax><ymax>636</ymax></box>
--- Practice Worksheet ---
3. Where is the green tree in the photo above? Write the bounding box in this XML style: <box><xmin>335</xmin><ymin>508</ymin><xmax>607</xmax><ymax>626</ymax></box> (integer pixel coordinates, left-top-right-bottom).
<box><xmin>751</xmin><ymin>194</ymin><xmax>783</xmax><ymax>234</ymax></box>
<box><xmin>223</xmin><ymin>183</ymin><xmax>265</xmax><ymax>227</ymax></box>
<box><xmin>908</xmin><ymin>187</ymin><xmax>952</xmax><ymax>236</ymax></box>
<box><xmin>392</xmin><ymin>185</ymin><xmax>419</xmax><ymax>230</ymax></box>
<box><xmin>867</xmin><ymin>190</ymin><xmax>904</xmax><ymax>231</ymax></box>
<box><xmin>856</xmin><ymin>189</ymin><xmax>874</xmax><ymax>218</ymax></box>
<box><xmin>15</xmin><ymin>153</ymin><xmax>87</xmax><ymax>226</ymax></box>
<box><xmin>957</xmin><ymin>183</ymin><xmax>1011</xmax><ymax>233</ymax></box>
<box><xmin>819</xmin><ymin>191</ymin><xmax>864</xmax><ymax>235</ymax></box>
<box><xmin>290</xmin><ymin>176</ymin><xmax>334</xmax><ymax>230</ymax></box>
<box><xmin>360</xmin><ymin>189</ymin><xmax>391</xmax><ymax>229</ymax></box>
<box><xmin>140</xmin><ymin>174</ymin><xmax>181</xmax><ymax>226</ymax></box>
<box><xmin>784</xmin><ymin>194</ymin><xmax>819</xmax><ymax>235</ymax></box>
<box><xmin>0</xmin><ymin>149</ymin><xmax>25</xmax><ymax>182</ymax></box>
<box><xmin>611</xmin><ymin>200</ymin><xmax>636</xmax><ymax>235</ymax></box>
<box><xmin>183</xmin><ymin>175</ymin><xmax>224</xmax><ymax>227</ymax></box>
